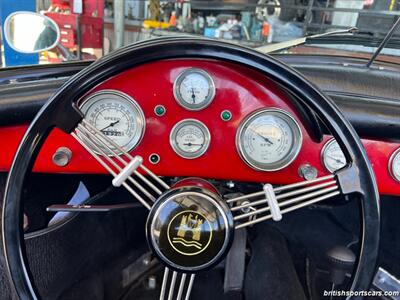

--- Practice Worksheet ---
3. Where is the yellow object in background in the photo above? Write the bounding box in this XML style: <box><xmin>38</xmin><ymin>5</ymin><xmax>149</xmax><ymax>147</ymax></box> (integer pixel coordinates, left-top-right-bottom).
<box><xmin>389</xmin><ymin>0</ymin><xmax>396</xmax><ymax>11</ymax></box>
<box><xmin>143</xmin><ymin>20</ymin><xmax>170</xmax><ymax>29</ymax></box>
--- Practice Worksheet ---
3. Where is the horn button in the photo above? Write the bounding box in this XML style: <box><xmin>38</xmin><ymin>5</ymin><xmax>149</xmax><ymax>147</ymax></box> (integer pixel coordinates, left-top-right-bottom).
<box><xmin>146</xmin><ymin>186</ymin><xmax>234</xmax><ymax>272</ymax></box>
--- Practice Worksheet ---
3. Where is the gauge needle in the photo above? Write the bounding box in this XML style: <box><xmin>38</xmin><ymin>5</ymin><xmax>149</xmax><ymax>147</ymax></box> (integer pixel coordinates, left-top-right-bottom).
<box><xmin>183</xmin><ymin>142</ymin><xmax>203</xmax><ymax>146</ymax></box>
<box><xmin>327</xmin><ymin>155</ymin><xmax>345</xmax><ymax>164</ymax></box>
<box><xmin>249</xmin><ymin>128</ymin><xmax>274</xmax><ymax>145</ymax></box>
<box><xmin>100</xmin><ymin>120</ymin><xmax>120</xmax><ymax>132</ymax></box>
<box><xmin>191</xmin><ymin>88</ymin><xmax>196</xmax><ymax>104</ymax></box>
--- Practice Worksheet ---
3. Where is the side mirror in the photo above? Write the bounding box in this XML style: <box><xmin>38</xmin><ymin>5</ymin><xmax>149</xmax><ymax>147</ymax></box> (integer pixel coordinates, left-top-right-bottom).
<box><xmin>4</xmin><ymin>11</ymin><xmax>60</xmax><ymax>53</ymax></box>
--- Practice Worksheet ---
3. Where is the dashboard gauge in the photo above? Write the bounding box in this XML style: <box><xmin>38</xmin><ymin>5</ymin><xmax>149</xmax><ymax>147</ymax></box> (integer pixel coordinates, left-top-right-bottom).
<box><xmin>321</xmin><ymin>139</ymin><xmax>347</xmax><ymax>173</ymax></box>
<box><xmin>79</xmin><ymin>90</ymin><xmax>145</xmax><ymax>154</ymax></box>
<box><xmin>236</xmin><ymin>108</ymin><xmax>302</xmax><ymax>171</ymax></box>
<box><xmin>389</xmin><ymin>148</ymin><xmax>400</xmax><ymax>182</ymax></box>
<box><xmin>173</xmin><ymin>68</ymin><xmax>216</xmax><ymax>111</ymax></box>
<box><xmin>170</xmin><ymin>119</ymin><xmax>211</xmax><ymax>159</ymax></box>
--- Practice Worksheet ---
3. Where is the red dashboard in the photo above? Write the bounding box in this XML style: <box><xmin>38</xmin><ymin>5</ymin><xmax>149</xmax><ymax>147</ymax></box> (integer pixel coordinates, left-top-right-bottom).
<box><xmin>0</xmin><ymin>59</ymin><xmax>399</xmax><ymax>196</ymax></box>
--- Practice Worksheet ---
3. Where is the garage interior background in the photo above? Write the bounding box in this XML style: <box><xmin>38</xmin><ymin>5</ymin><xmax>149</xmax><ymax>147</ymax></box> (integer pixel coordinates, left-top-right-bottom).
<box><xmin>1</xmin><ymin>0</ymin><xmax>400</xmax><ymax>66</ymax></box>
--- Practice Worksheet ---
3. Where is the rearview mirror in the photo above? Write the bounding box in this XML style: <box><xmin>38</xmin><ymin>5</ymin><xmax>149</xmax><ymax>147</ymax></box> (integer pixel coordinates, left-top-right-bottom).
<box><xmin>4</xmin><ymin>11</ymin><xmax>60</xmax><ymax>53</ymax></box>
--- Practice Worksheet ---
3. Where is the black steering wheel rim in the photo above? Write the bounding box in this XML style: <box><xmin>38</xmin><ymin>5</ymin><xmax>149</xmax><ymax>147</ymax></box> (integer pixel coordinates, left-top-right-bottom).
<box><xmin>2</xmin><ymin>37</ymin><xmax>380</xmax><ymax>300</ymax></box>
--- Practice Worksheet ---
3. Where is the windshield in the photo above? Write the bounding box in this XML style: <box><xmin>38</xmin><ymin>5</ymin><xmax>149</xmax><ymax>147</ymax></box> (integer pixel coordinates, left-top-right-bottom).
<box><xmin>1</xmin><ymin>0</ymin><xmax>400</xmax><ymax>67</ymax></box>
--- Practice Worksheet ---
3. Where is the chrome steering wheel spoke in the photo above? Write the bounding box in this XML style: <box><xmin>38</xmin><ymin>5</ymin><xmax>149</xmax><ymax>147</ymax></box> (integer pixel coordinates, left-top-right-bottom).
<box><xmin>228</xmin><ymin>174</ymin><xmax>342</xmax><ymax>229</ymax></box>
<box><xmin>70</xmin><ymin>118</ymin><xmax>169</xmax><ymax>210</ymax></box>
<box><xmin>160</xmin><ymin>267</ymin><xmax>195</xmax><ymax>300</ymax></box>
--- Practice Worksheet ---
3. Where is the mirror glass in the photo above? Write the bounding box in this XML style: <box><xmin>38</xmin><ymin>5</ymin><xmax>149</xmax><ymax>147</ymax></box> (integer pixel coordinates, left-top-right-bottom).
<box><xmin>4</xmin><ymin>12</ymin><xmax>60</xmax><ymax>53</ymax></box>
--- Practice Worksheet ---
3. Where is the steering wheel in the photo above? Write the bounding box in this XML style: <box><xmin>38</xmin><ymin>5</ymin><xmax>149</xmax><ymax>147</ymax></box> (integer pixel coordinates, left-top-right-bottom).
<box><xmin>2</xmin><ymin>38</ymin><xmax>380</xmax><ymax>300</ymax></box>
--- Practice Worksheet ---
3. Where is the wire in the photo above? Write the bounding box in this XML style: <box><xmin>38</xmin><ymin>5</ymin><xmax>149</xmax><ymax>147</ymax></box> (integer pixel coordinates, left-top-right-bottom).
<box><xmin>366</xmin><ymin>16</ymin><xmax>400</xmax><ymax>68</ymax></box>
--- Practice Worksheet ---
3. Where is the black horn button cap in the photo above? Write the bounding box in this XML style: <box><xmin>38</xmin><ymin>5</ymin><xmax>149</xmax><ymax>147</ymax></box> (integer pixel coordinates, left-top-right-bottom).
<box><xmin>146</xmin><ymin>186</ymin><xmax>234</xmax><ymax>273</ymax></box>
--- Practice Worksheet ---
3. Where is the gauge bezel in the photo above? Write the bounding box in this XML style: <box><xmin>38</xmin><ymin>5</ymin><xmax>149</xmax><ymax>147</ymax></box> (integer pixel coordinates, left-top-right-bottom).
<box><xmin>321</xmin><ymin>138</ymin><xmax>347</xmax><ymax>173</ymax></box>
<box><xmin>388</xmin><ymin>147</ymin><xmax>400</xmax><ymax>182</ymax></box>
<box><xmin>236</xmin><ymin>108</ymin><xmax>303</xmax><ymax>172</ymax></box>
<box><xmin>170</xmin><ymin>119</ymin><xmax>211</xmax><ymax>159</ymax></box>
<box><xmin>173</xmin><ymin>68</ymin><xmax>216</xmax><ymax>111</ymax></box>
<box><xmin>78</xmin><ymin>89</ymin><xmax>146</xmax><ymax>155</ymax></box>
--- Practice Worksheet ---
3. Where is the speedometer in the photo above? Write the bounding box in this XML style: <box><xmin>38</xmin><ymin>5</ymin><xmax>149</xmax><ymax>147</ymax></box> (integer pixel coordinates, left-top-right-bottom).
<box><xmin>236</xmin><ymin>108</ymin><xmax>302</xmax><ymax>171</ymax></box>
<box><xmin>79</xmin><ymin>90</ymin><xmax>145</xmax><ymax>154</ymax></box>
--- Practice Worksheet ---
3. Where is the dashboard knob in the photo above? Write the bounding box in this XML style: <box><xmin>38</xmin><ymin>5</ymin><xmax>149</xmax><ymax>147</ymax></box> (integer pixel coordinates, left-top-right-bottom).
<box><xmin>52</xmin><ymin>147</ymin><xmax>72</xmax><ymax>167</ymax></box>
<box><xmin>298</xmin><ymin>164</ymin><xmax>318</xmax><ymax>180</ymax></box>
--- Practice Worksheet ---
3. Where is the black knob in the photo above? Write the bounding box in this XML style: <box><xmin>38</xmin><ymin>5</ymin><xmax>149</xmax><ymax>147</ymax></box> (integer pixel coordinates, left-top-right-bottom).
<box><xmin>326</xmin><ymin>246</ymin><xmax>356</xmax><ymax>285</ymax></box>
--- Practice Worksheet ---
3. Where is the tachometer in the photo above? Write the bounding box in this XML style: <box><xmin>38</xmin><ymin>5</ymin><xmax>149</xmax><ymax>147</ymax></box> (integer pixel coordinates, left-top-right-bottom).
<box><xmin>236</xmin><ymin>108</ymin><xmax>302</xmax><ymax>171</ymax></box>
<box><xmin>170</xmin><ymin>119</ymin><xmax>211</xmax><ymax>159</ymax></box>
<box><xmin>79</xmin><ymin>90</ymin><xmax>145</xmax><ymax>154</ymax></box>
<box><xmin>389</xmin><ymin>148</ymin><xmax>400</xmax><ymax>182</ymax></box>
<box><xmin>321</xmin><ymin>139</ymin><xmax>347</xmax><ymax>173</ymax></box>
<box><xmin>173</xmin><ymin>68</ymin><xmax>216</xmax><ymax>111</ymax></box>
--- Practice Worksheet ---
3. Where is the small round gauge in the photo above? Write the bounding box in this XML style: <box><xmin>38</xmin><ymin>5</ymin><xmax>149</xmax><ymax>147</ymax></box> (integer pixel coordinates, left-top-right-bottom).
<box><xmin>321</xmin><ymin>139</ymin><xmax>347</xmax><ymax>173</ymax></box>
<box><xmin>389</xmin><ymin>148</ymin><xmax>400</xmax><ymax>182</ymax></box>
<box><xmin>79</xmin><ymin>90</ymin><xmax>145</xmax><ymax>154</ymax></box>
<box><xmin>170</xmin><ymin>119</ymin><xmax>211</xmax><ymax>159</ymax></box>
<box><xmin>173</xmin><ymin>68</ymin><xmax>216</xmax><ymax>111</ymax></box>
<box><xmin>236</xmin><ymin>108</ymin><xmax>302</xmax><ymax>171</ymax></box>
